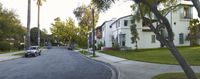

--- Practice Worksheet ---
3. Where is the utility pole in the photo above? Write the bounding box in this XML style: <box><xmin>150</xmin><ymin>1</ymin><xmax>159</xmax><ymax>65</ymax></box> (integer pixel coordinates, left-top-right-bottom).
<box><xmin>92</xmin><ymin>9</ymin><xmax>95</xmax><ymax>57</ymax></box>
<box><xmin>26</xmin><ymin>0</ymin><xmax>31</xmax><ymax>49</ymax></box>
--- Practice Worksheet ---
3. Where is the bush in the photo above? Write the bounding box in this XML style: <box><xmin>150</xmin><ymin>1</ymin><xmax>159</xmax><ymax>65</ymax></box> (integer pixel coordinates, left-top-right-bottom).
<box><xmin>113</xmin><ymin>43</ymin><xmax>120</xmax><ymax>50</ymax></box>
<box><xmin>0</xmin><ymin>41</ymin><xmax>12</xmax><ymax>51</ymax></box>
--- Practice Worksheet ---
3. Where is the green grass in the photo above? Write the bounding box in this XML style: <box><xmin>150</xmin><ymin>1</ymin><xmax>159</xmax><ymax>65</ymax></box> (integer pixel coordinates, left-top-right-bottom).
<box><xmin>13</xmin><ymin>52</ymin><xmax>25</xmax><ymax>56</ymax></box>
<box><xmin>101</xmin><ymin>46</ymin><xmax>200</xmax><ymax>65</ymax></box>
<box><xmin>0</xmin><ymin>50</ymin><xmax>19</xmax><ymax>54</ymax></box>
<box><xmin>79</xmin><ymin>50</ymin><xmax>90</xmax><ymax>55</ymax></box>
<box><xmin>152</xmin><ymin>73</ymin><xmax>200</xmax><ymax>79</ymax></box>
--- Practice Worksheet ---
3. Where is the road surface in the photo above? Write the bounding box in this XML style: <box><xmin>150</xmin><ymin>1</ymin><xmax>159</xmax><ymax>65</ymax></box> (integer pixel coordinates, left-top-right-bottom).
<box><xmin>0</xmin><ymin>47</ymin><xmax>112</xmax><ymax>79</ymax></box>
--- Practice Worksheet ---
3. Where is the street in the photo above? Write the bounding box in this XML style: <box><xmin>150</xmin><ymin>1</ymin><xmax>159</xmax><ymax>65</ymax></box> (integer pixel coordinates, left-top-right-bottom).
<box><xmin>0</xmin><ymin>47</ymin><xmax>112</xmax><ymax>79</ymax></box>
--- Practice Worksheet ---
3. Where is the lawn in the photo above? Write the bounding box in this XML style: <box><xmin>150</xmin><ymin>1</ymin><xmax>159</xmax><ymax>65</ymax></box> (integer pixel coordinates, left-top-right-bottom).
<box><xmin>0</xmin><ymin>50</ymin><xmax>18</xmax><ymax>54</ymax></box>
<box><xmin>101</xmin><ymin>46</ymin><xmax>200</xmax><ymax>65</ymax></box>
<box><xmin>79</xmin><ymin>50</ymin><xmax>90</xmax><ymax>55</ymax></box>
<box><xmin>152</xmin><ymin>73</ymin><xmax>200</xmax><ymax>79</ymax></box>
<box><xmin>13</xmin><ymin>52</ymin><xmax>25</xmax><ymax>56</ymax></box>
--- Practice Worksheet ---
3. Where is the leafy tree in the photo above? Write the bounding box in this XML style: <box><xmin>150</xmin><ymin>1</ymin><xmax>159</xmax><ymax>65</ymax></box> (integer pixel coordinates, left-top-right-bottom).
<box><xmin>73</xmin><ymin>4</ymin><xmax>99</xmax><ymax>32</ymax></box>
<box><xmin>130</xmin><ymin>19</ymin><xmax>139</xmax><ymax>50</ymax></box>
<box><xmin>188</xmin><ymin>19</ymin><xmax>200</xmax><ymax>46</ymax></box>
<box><xmin>73</xmin><ymin>4</ymin><xmax>100</xmax><ymax>48</ymax></box>
<box><xmin>51</xmin><ymin>17</ymin><xmax>80</xmax><ymax>48</ymax></box>
<box><xmin>0</xmin><ymin>3</ymin><xmax>26</xmax><ymax>50</ymax></box>
<box><xmin>36</xmin><ymin>0</ymin><xmax>46</xmax><ymax>46</ymax></box>
<box><xmin>92</xmin><ymin>0</ymin><xmax>198</xmax><ymax>78</ymax></box>
<box><xmin>30</xmin><ymin>27</ymin><xmax>48</xmax><ymax>46</ymax></box>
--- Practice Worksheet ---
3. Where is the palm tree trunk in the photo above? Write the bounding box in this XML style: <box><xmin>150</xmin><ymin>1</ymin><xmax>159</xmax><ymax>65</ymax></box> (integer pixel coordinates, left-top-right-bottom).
<box><xmin>37</xmin><ymin>5</ymin><xmax>40</xmax><ymax>46</ymax></box>
<box><xmin>26</xmin><ymin>0</ymin><xmax>31</xmax><ymax>49</ymax></box>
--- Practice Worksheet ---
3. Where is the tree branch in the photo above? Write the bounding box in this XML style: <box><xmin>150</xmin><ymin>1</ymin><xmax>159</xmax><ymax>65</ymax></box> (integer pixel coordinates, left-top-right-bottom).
<box><xmin>139</xmin><ymin>0</ymin><xmax>174</xmax><ymax>42</ymax></box>
<box><xmin>191</xmin><ymin>0</ymin><xmax>200</xmax><ymax>18</ymax></box>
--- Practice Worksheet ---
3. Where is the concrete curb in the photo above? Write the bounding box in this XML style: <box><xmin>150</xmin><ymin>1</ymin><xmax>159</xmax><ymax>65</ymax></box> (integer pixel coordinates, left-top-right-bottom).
<box><xmin>92</xmin><ymin>58</ymin><xmax>119</xmax><ymax>79</ymax></box>
<box><xmin>75</xmin><ymin>50</ymin><xmax>119</xmax><ymax>79</ymax></box>
<box><xmin>74</xmin><ymin>51</ymin><xmax>119</xmax><ymax>79</ymax></box>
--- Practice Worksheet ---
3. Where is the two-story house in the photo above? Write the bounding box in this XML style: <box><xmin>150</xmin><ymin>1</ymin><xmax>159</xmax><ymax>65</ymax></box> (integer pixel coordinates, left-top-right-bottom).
<box><xmin>96</xmin><ymin>0</ymin><xmax>196</xmax><ymax>50</ymax></box>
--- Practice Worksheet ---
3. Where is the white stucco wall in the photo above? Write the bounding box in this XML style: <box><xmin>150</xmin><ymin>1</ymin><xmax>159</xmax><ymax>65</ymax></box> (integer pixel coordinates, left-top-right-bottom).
<box><xmin>102</xmin><ymin>20</ymin><xmax>116</xmax><ymax>48</ymax></box>
<box><xmin>167</xmin><ymin>7</ymin><xmax>191</xmax><ymax>46</ymax></box>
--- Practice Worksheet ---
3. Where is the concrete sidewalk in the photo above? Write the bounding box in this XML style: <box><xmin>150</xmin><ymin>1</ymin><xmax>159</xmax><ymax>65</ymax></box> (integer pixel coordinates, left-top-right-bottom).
<box><xmin>0</xmin><ymin>51</ymin><xmax>24</xmax><ymax>62</ymax></box>
<box><xmin>93</xmin><ymin>51</ymin><xmax>200</xmax><ymax>79</ymax></box>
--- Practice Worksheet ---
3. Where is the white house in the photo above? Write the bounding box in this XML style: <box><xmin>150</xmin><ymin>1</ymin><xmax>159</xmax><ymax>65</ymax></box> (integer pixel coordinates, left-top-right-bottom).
<box><xmin>97</xmin><ymin>0</ymin><xmax>197</xmax><ymax>50</ymax></box>
<box><xmin>101</xmin><ymin>19</ymin><xmax>117</xmax><ymax>48</ymax></box>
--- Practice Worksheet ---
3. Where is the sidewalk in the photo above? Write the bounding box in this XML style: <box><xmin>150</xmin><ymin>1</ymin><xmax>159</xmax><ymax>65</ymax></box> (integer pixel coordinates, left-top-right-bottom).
<box><xmin>0</xmin><ymin>51</ymin><xmax>24</xmax><ymax>62</ymax></box>
<box><xmin>93</xmin><ymin>51</ymin><xmax>200</xmax><ymax>79</ymax></box>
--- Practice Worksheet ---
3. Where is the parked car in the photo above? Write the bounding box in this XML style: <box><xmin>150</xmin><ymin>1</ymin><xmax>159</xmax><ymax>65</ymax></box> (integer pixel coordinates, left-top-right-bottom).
<box><xmin>25</xmin><ymin>46</ymin><xmax>41</xmax><ymax>57</ymax></box>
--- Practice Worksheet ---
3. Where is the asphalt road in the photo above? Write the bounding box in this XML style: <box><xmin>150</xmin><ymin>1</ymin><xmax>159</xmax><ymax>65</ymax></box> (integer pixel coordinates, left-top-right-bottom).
<box><xmin>0</xmin><ymin>47</ymin><xmax>112</xmax><ymax>79</ymax></box>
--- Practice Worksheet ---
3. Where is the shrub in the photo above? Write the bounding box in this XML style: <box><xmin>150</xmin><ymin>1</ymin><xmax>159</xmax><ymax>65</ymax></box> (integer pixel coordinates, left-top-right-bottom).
<box><xmin>113</xmin><ymin>43</ymin><xmax>120</xmax><ymax>50</ymax></box>
<box><xmin>0</xmin><ymin>41</ymin><xmax>12</xmax><ymax>51</ymax></box>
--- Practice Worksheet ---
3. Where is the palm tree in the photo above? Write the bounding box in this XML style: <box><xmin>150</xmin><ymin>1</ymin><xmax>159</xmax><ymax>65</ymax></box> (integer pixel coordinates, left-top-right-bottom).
<box><xmin>26</xmin><ymin>0</ymin><xmax>31</xmax><ymax>49</ymax></box>
<box><xmin>36</xmin><ymin>0</ymin><xmax>46</xmax><ymax>46</ymax></box>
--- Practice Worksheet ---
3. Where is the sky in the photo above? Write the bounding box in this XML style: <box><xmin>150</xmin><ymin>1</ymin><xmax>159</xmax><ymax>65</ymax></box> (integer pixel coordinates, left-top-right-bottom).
<box><xmin>0</xmin><ymin>0</ymin><xmax>133</xmax><ymax>34</ymax></box>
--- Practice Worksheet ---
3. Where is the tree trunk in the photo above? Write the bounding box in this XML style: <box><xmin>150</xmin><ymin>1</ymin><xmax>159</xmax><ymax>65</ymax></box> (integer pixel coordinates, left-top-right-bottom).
<box><xmin>191</xmin><ymin>0</ymin><xmax>200</xmax><ymax>18</ymax></box>
<box><xmin>138</xmin><ymin>0</ymin><xmax>197</xmax><ymax>78</ymax></box>
<box><xmin>165</xmin><ymin>41</ymin><xmax>197</xmax><ymax>79</ymax></box>
<box><xmin>26</xmin><ymin>0</ymin><xmax>31</xmax><ymax>49</ymax></box>
<box><xmin>37</xmin><ymin>5</ymin><xmax>40</xmax><ymax>46</ymax></box>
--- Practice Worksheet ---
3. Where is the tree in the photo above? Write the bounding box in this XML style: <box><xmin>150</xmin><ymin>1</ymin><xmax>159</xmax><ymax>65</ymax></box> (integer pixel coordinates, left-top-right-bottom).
<box><xmin>92</xmin><ymin>0</ymin><xmax>198</xmax><ymax>79</ymax></box>
<box><xmin>51</xmin><ymin>17</ymin><xmax>80</xmax><ymax>48</ymax></box>
<box><xmin>30</xmin><ymin>27</ymin><xmax>48</xmax><ymax>46</ymax></box>
<box><xmin>130</xmin><ymin>19</ymin><xmax>139</xmax><ymax>50</ymax></box>
<box><xmin>73</xmin><ymin>4</ymin><xmax>100</xmax><ymax>49</ymax></box>
<box><xmin>188</xmin><ymin>19</ymin><xmax>200</xmax><ymax>46</ymax></box>
<box><xmin>73</xmin><ymin>4</ymin><xmax>99</xmax><ymax>32</ymax></box>
<box><xmin>191</xmin><ymin>0</ymin><xmax>200</xmax><ymax>18</ymax></box>
<box><xmin>0</xmin><ymin>3</ymin><xmax>26</xmax><ymax>50</ymax></box>
<box><xmin>36</xmin><ymin>0</ymin><xmax>46</xmax><ymax>46</ymax></box>
<box><xmin>26</xmin><ymin>0</ymin><xmax>31</xmax><ymax>49</ymax></box>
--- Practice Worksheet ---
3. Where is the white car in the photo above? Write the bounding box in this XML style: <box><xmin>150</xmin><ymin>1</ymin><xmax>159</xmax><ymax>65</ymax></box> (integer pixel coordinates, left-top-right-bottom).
<box><xmin>25</xmin><ymin>46</ymin><xmax>41</xmax><ymax>57</ymax></box>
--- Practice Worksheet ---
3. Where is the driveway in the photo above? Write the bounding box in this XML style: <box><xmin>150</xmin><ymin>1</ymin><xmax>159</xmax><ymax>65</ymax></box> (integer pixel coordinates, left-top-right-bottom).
<box><xmin>0</xmin><ymin>47</ymin><xmax>112</xmax><ymax>79</ymax></box>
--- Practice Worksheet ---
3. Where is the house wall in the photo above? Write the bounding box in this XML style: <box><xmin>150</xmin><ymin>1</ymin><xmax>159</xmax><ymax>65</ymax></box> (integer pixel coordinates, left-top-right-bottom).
<box><xmin>111</xmin><ymin>16</ymin><xmax>161</xmax><ymax>49</ymax></box>
<box><xmin>166</xmin><ymin>5</ymin><xmax>191</xmax><ymax>46</ymax></box>
<box><xmin>102</xmin><ymin>20</ymin><xmax>116</xmax><ymax>48</ymax></box>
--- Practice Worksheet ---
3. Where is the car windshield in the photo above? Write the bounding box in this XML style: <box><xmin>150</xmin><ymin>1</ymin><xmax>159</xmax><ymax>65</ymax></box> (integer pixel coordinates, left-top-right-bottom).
<box><xmin>29</xmin><ymin>47</ymin><xmax>37</xmax><ymax>50</ymax></box>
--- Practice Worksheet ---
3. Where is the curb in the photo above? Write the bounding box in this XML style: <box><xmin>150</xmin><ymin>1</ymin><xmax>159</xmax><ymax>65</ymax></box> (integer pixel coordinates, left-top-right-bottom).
<box><xmin>75</xmin><ymin>50</ymin><xmax>119</xmax><ymax>79</ymax></box>
<box><xmin>92</xmin><ymin>58</ymin><xmax>119</xmax><ymax>79</ymax></box>
<box><xmin>0</xmin><ymin>56</ymin><xmax>22</xmax><ymax>62</ymax></box>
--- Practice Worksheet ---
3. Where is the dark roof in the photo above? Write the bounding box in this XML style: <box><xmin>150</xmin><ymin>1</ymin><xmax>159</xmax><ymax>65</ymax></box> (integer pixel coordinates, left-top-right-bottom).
<box><xmin>110</xmin><ymin>15</ymin><xmax>133</xmax><ymax>28</ymax></box>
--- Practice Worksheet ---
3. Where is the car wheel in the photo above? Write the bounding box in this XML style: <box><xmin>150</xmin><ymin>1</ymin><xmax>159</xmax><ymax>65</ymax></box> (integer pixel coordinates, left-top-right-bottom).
<box><xmin>32</xmin><ymin>53</ymin><xmax>36</xmax><ymax>57</ymax></box>
<box><xmin>25</xmin><ymin>54</ymin><xmax>28</xmax><ymax>57</ymax></box>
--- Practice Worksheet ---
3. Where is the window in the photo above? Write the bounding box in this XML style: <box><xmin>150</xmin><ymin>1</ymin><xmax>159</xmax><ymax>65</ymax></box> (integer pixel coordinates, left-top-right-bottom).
<box><xmin>183</xmin><ymin>6</ymin><xmax>192</xmax><ymax>19</ymax></box>
<box><xmin>151</xmin><ymin>35</ymin><xmax>156</xmax><ymax>43</ymax></box>
<box><xmin>120</xmin><ymin>34</ymin><xmax>126</xmax><ymax>47</ymax></box>
<box><xmin>116</xmin><ymin>21</ymin><xmax>120</xmax><ymax>27</ymax></box>
<box><xmin>179</xmin><ymin>33</ymin><xmax>184</xmax><ymax>44</ymax></box>
<box><xmin>124</xmin><ymin>20</ymin><xmax>128</xmax><ymax>26</ymax></box>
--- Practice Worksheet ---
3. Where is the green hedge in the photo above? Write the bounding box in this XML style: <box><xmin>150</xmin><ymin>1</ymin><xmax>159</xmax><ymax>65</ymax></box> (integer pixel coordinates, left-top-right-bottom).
<box><xmin>0</xmin><ymin>41</ymin><xmax>11</xmax><ymax>51</ymax></box>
